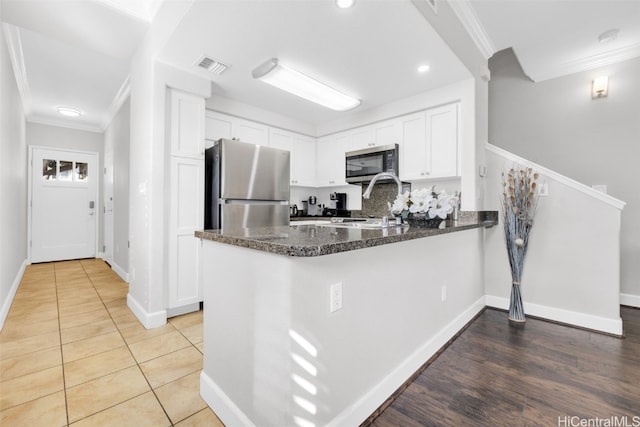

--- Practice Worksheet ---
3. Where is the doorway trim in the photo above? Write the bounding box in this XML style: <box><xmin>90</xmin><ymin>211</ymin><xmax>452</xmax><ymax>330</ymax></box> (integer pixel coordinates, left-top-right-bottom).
<box><xmin>28</xmin><ymin>145</ymin><xmax>100</xmax><ymax>263</ymax></box>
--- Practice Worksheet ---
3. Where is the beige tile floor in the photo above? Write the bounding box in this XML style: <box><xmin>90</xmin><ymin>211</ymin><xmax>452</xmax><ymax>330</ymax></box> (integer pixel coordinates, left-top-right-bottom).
<box><xmin>0</xmin><ymin>259</ymin><xmax>224</xmax><ymax>426</ymax></box>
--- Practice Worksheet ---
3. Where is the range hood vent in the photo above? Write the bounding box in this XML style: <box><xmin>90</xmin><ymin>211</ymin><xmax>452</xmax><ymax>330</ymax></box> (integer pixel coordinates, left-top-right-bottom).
<box><xmin>195</xmin><ymin>56</ymin><xmax>230</xmax><ymax>75</ymax></box>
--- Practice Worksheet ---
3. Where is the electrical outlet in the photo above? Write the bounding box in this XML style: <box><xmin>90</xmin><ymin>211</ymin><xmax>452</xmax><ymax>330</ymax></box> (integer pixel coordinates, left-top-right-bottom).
<box><xmin>330</xmin><ymin>282</ymin><xmax>343</xmax><ymax>313</ymax></box>
<box><xmin>441</xmin><ymin>286</ymin><xmax>447</xmax><ymax>302</ymax></box>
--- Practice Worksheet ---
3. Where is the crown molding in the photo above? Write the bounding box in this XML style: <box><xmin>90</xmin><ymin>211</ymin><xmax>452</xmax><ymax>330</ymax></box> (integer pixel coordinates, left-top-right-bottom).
<box><xmin>525</xmin><ymin>42</ymin><xmax>640</xmax><ymax>82</ymax></box>
<box><xmin>100</xmin><ymin>76</ymin><xmax>130</xmax><ymax>131</ymax></box>
<box><xmin>27</xmin><ymin>115</ymin><xmax>104</xmax><ymax>134</ymax></box>
<box><xmin>2</xmin><ymin>23</ymin><xmax>33</xmax><ymax>116</ymax></box>
<box><xmin>448</xmin><ymin>0</ymin><xmax>496</xmax><ymax>60</ymax></box>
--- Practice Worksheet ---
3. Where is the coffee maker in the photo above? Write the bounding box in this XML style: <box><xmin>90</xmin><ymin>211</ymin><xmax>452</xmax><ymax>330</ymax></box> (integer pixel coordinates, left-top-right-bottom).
<box><xmin>328</xmin><ymin>192</ymin><xmax>349</xmax><ymax>217</ymax></box>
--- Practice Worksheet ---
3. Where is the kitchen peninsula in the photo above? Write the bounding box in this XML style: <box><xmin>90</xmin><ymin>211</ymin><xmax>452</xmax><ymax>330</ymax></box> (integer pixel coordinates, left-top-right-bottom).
<box><xmin>196</xmin><ymin>212</ymin><xmax>497</xmax><ymax>427</ymax></box>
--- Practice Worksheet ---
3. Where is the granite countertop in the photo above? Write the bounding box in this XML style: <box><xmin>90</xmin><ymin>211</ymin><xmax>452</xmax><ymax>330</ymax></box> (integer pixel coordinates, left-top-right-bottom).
<box><xmin>195</xmin><ymin>211</ymin><xmax>498</xmax><ymax>257</ymax></box>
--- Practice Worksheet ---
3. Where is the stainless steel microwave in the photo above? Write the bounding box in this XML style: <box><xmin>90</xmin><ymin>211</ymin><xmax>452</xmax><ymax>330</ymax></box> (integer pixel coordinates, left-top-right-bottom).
<box><xmin>345</xmin><ymin>144</ymin><xmax>399</xmax><ymax>183</ymax></box>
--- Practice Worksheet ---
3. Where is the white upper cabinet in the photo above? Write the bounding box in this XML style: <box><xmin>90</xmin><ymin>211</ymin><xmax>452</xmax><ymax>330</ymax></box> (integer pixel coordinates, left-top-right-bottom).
<box><xmin>316</xmin><ymin>135</ymin><xmax>347</xmax><ymax>187</ymax></box>
<box><xmin>373</xmin><ymin>118</ymin><xmax>401</xmax><ymax>148</ymax></box>
<box><xmin>204</xmin><ymin>111</ymin><xmax>268</xmax><ymax>147</ymax></box>
<box><xmin>171</xmin><ymin>91</ymin><xmax>205</xmax><ymax>158</ymax></box>
<box><xmin>234</xmin><ymin>118</ymin><xmax>269</xmax><ymax>146</ymax></box>
<box><xmin>205</xmin><ymin>111</ymin><xmax>232</xmax><ymax>147</ymax></box>
<box><xmin>292</xmin><ymin>135</ymin><xmax>316</xmax><ymax>187</ymax></box>
<box><xmin>400</xmin><ymin>103</ymin><xmax>459</xmax><ymax>181</ymax></box>
<box><xmin>269</xmin><ymin>128</ymin><xmax>316</xmax><ymax>187</ymax></box>
<box><xmin>399</xmin><ymin>112</ymin><xmax>428</xmax><ymax>180</ymax></box>
<box><xmin>348</xmin><ymin>126</ymin><xmax>372</xmax><ymax>151</ymax></box>
<box><xmin>427</xmin><ymin>103</ymin><xmax>459</xmax><ymax>178</ymax></box>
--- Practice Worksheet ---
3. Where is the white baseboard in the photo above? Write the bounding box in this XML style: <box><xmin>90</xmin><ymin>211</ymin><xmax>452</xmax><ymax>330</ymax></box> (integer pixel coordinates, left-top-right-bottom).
<box><xmin>166</xmin><ymin>303</ymin><xmax>200</xmax><ymax>318</ymax></box>
<box><xmin>328</xmin><ymin>296</ymin><xmax>487</xmax><ymax>427</ymax></box>
<box><xmin>126</xmin><ymin>293</ymin><xmax>167</xmax><ymax>329</ymax></box>
<box><xmin>200</xmin><ymin>371</ymin><xmax>256</xmax><ymax>427</ymax></box>
<box><xmin>485</xmin><ymin>295</ymin><xmax>623</xmax><ymax>336</ymax></box>
<box><xmin>110</xmin><ymin>261</ymin><xmax>129</xmax><ymax>283</ymax></box>
<box><xmin>620</xmin><ymin>293</ymin><xmax>640</xmax><ymax>308</ymax></box>
<box><xmin>0</xmin><ymin>259</ymin><xmax>29</xmax><ymax>331</ymax></box>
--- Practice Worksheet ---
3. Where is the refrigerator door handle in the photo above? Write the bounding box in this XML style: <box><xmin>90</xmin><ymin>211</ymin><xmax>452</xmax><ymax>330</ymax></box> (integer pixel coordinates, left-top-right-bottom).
<box><xmin>220</xmin><ymin>199</ymin><xmax>288</xmax><ymax>205</ymax></box>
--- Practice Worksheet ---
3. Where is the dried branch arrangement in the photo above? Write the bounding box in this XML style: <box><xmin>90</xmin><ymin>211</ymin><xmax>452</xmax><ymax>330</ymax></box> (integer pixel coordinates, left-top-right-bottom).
<box><xmin>501</xmin><ymin>166</ymin><xmax>540</xmax><ymax>322</ymax></box>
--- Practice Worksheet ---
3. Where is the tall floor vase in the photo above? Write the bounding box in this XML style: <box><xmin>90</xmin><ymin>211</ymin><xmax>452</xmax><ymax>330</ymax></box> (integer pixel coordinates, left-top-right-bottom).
<box><xmin>508</xmin><ymin>282</ymin><xmax>525</xmax><ymax>322</ymax></box>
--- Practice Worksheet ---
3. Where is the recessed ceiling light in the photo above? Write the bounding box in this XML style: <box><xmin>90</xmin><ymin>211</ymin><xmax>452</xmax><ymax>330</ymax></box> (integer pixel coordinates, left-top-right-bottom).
<box><xmin>598</xmin><ymin>29</ymin><xmax>619</xmax><ymax>44</ymax></box>
<box><xmin>336</xmin><ymin>0</ymin><xmax>355</xmax><ymax>9</ymax></box>
<box><xmin>56</xmin><ymin>107</ymin><xmax>82</xmax><ymax>117</ymax></box>
<box><xmin>417</xmin><ymin>64</ymin><xmax>430</xmax><ymax>73</ymax></box>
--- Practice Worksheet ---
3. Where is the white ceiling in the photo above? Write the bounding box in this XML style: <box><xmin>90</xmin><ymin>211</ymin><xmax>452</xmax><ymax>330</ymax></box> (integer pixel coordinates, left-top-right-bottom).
<box><xmin>158</xmin><ymin>0</ymin><xmax>470</xmax><ymax>126</ymax></box>
<box><xmin>1</xmin><ymin>0</ymin><xmax>639</xmax><ymax>132</ymax></box>
<box><xmin>1</xmin><ymin>0</ymin><xmax>151</xmax><ymax>131</ymax></box>
<box><xmin>452</xmin><ymin>0</ymin><xmax>640</xmax><ymax>82</ymax></box>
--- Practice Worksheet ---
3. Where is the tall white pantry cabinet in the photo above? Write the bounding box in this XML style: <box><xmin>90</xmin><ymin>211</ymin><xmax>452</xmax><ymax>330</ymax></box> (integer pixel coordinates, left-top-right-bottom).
<box><xmin>167</xmin><ymin>89</ymin><xmax>205</xmax><ymax>316</ymax></box>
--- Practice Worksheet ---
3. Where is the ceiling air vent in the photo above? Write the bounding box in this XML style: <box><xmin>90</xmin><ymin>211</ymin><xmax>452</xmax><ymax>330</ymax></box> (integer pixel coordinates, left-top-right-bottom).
<box><xmin>195</xmin><ymin>56</ymin><xmax>230</xmax><ymax>75</ymax></box>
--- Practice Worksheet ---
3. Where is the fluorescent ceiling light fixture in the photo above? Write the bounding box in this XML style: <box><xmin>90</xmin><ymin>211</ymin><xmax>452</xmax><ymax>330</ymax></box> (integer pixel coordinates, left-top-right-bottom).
<box><xmin>56</xmin><ymin>107</ymin><xmax>82</xmax><ymax>117</ymax></box>
<box><xmin>417</xmin><ymin>64</ymin><xmax>430</xmax><ymax>73</ymax></box>
<box><xmin>336</xmin><ymin>0</ymin><xmax>355</xmax><ymax>8</ymax></box>
<box><xmin>252</xmin><ymin>58</ymin><xmax>360</xmax><ymax>111</ymax></box>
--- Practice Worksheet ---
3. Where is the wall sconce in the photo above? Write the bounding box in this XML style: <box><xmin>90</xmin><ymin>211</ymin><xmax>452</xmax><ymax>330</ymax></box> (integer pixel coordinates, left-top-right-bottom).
<box><xmin>592</xmin><ymin>76</ymin><xmax>608</xmax><ymax>99</ymax></box>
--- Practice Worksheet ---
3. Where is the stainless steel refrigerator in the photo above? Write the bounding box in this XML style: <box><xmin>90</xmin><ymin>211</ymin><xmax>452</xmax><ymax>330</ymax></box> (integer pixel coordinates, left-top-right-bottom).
<box><xmin>205</xmin><ymin>139</ymin><xmax>290</xmax><ymax>230</ymax></box>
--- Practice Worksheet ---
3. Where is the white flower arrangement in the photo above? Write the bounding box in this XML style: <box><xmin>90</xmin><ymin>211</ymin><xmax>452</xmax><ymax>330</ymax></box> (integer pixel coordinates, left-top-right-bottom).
<box><xmin>389</xmin><ymin>186</ymin><xmax>457</xmax><ymax>219</ymax></box>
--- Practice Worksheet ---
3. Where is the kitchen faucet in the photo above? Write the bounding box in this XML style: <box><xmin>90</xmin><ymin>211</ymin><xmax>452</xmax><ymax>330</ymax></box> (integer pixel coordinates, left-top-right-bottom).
<box><xmin>362</xmin><ymin>172</ymin><xmax>403</xmax><ymax>199</ymax></box>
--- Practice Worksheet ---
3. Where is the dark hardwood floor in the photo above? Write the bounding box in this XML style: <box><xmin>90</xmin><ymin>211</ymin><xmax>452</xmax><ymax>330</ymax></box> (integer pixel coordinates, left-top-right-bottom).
<box><xmin>369</xmin><ymin>307</ymin><xmax>640</xmax><ymax>426</ymax></box>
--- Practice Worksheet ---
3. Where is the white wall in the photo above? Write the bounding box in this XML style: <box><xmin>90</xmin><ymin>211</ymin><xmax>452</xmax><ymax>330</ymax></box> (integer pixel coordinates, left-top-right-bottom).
<box><xmin>488</xmin><ymin>49</ymin><xmax>640</xmax><ymax>303</ymax></box>
<box><xmin>484</xmin><ymin>145</ymin><xmax>624</xmax><ymax>335</ymax></box>
<box><xmin>201</xmin><ymin>228</ymin><xmax>486</xmax><ymax>426</ymax></box>
<box><xmin>0</xmin><ymin>13</ymin><xmax>28</xmax><ymax>329</ymax></box>
<box><xmin>104</xmin><ymin>98</ymin><xmax>130</xmax><ymax>279</ymax></box>
<box><xmin>127</xmin><ymin>0</ymin><xmax>209</xmax><ymax>328</ymax></box>
<box><xmin>26</xmin><ymin>122</ymin><xmax>105</xmax><ymax>253</ymax></box>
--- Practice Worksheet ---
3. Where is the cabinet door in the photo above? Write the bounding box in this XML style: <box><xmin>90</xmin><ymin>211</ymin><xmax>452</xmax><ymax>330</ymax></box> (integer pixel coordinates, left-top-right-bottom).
<box><xmin>169</xmin><ymin>156</ymin><xmax>203</xmax><ymax>309</ymax></box>
<box><xmin>373</xmin><ymin>118</ymin><xmax>400</xmax><ymax>147</ymax></box>
<box><xmin>427</xmin><ymin>103</ymin><xmax>458</xmax><ymax>177</ymax></box>
<box><xmin>292</xmin><ymin>135</ymin><xmax>316</xmax><ymax>187</ymax></box>
<box><xmin>268</xmin><ymin>128</ymin><xmax>295</xmax><ymax>184</ymax></box>
<box><xmin>349</xmin><ymin>126</ymin><xmax>373</xmax><ymax>151</ymax></box>
<box><xmin>399</xmin><ymin>112</ymin><xmax>429</xmax><ymax>181</ymax></box>
<box><xmin>205</xmin><ymin>111</ymin><xmax>232</xmax><ymax>148</ymax></box>
<box><xmin>317</xmin><ymin>136</ymin><xmax>343</xmax><ymax>186</ymax></box>
<box><xmin>170</xmin><ymin>90</ymin><xmax>204</xmax><ymax>158</ymax></box>
<box><xmin>268</xmin><ymin>128</ymin><xmax>293</xmax><ymax>152</ymax></box>
<box><xmin>233</xmin><ymin>118</ymin><xmax>269</xmax><ymax>145</ymax></box>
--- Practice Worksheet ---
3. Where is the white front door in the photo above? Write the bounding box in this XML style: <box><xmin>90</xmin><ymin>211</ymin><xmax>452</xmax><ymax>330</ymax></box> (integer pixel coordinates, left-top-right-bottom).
<box><xmin>31</xmin><ymin>147</ymin><xmax>99</xmax><ymax>263</ymax></box>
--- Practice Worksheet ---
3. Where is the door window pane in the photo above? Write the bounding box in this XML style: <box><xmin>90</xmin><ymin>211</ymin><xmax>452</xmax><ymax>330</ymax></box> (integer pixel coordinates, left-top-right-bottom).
<box><xmin>75</xmin><ymin>162</ymin><xmax>88</xmax><ymax>182</ymax></box>
<box><xmin>42</xmin><ymin>159</ymin><xmax>57</xmax><ymax>180</ymax></box>
<box><xmin>59</xmin><ymin>160</ymin><xmax>73</xmax><ymax>181</ymax></box>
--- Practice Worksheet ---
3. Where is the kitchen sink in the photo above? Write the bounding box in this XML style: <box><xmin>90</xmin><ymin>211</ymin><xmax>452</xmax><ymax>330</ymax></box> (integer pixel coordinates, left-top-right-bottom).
<box><xmin>317</xmin><ymin>218</ymin><xmax>407</xmax><ymax>229</ymax></box>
